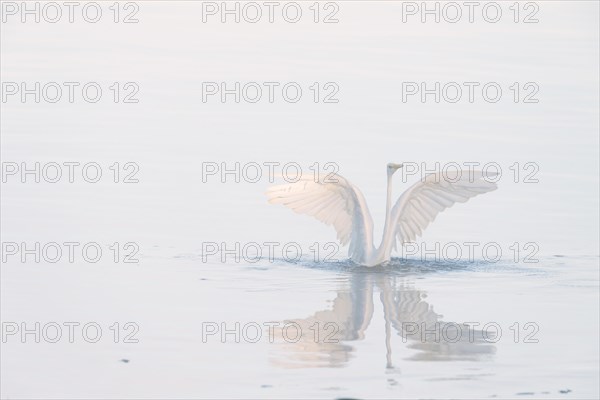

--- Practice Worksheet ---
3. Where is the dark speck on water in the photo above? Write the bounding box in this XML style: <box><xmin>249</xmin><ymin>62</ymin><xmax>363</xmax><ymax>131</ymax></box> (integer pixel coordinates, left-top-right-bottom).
<box><xmin>120</xmin><ymin>359</ymin><xmax>130</xmax><ymax>363</ymax></box>
<box><xmin>559</xmin><ymin>389</ymin><xmax>572</xmax><ymax>394</ymax></box>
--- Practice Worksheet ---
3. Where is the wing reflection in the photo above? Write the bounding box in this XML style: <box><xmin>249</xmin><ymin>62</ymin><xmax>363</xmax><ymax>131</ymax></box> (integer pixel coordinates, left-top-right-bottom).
<box><xmin>270</xmin><ymin>268</ymin><xmax>495</xmax><ymax>369</ymax></box>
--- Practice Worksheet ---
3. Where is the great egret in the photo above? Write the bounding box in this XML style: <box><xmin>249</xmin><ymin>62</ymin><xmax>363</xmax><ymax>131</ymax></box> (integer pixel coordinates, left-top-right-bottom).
<box><xmin>266</xmin><ymin>163</ymin><xmax>498</xmax><ymax>267</ymax></box>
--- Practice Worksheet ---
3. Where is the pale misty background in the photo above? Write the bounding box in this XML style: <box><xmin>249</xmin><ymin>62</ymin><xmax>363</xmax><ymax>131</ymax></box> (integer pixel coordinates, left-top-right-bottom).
<box><xmin>1</xmin><ymin>1</ymin><xmax>599</xmax><ymax>399</ymax></box>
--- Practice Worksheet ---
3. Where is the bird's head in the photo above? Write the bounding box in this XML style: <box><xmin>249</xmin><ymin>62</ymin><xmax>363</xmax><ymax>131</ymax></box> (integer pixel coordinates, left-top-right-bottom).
<box><xmin>387</xmin><ymin>163</ymin><xmax>403</xmax><ymax>176</ymax></box>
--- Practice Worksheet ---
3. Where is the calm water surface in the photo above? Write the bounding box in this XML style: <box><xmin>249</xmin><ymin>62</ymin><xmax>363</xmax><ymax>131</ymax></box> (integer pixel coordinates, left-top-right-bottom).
<box><xmin>1</xmin><ymin>1</ymin><xmax>598</xmax><ymax>399</ymax></box>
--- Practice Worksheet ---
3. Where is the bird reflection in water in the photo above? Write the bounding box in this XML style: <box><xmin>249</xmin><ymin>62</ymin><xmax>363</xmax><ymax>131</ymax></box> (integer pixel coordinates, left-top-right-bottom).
<box><xmin>270</xmin><ymin>262</ymin><xmax>496</xmax><ymax>369</ymax></box>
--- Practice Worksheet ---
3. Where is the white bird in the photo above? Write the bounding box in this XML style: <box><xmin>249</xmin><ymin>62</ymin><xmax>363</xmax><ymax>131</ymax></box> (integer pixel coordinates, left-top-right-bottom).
<box><xmin>266</xmin><ymin>163</ymin><xmax>498</xmax><ymax>267</ymax></box>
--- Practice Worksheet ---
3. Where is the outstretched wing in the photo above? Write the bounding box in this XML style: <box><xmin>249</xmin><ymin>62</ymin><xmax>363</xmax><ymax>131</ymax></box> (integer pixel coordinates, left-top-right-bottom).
<box><xmin>266</xmin><ymin>174</ymin><xmax>374</xmax><ymax>259</ymax></box>
<box><xmin>391</xmin><ymin>171</ymin><xmax>498</xmax><ymax>245</ymax></box>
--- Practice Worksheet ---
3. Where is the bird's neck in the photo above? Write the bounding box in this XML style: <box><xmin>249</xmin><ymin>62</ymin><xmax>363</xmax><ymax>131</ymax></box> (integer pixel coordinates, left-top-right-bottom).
<box><xmin>385</xmin><ymin>173</ymin><xmax>393</xmax><ymax>217</ymax></box>
<box><xmin>375</xmin><ymin>173</ymin><xmax>395</xmax><ymax>263</ymax></box>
